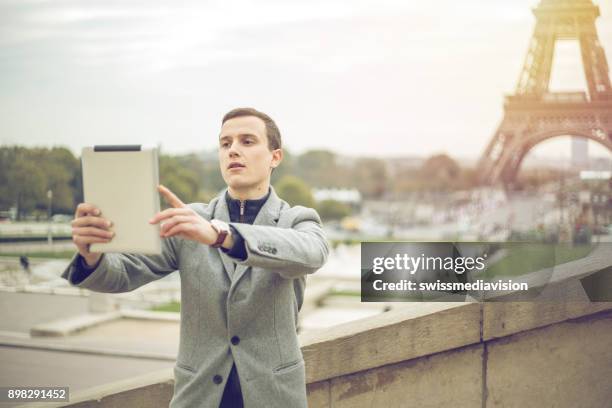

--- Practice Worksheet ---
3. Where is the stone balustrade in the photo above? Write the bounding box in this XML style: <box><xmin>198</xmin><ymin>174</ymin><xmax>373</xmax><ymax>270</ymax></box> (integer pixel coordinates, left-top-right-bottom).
<box><xmin>18</xmin><ymin>297</ymin><xmax>611</xmax><ymax>408</ymax></box>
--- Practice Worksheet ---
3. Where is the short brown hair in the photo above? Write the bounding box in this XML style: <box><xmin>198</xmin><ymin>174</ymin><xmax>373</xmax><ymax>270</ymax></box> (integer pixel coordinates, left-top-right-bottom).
<box><xmin>222</xmin><ymin>107</ymin><xmax>282</xmax><ymax>151</ymax></box>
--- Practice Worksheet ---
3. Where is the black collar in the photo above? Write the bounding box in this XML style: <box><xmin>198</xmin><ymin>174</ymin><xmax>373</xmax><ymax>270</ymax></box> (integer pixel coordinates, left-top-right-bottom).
<box><xmin>225</xmin><ymin>188</ymin><xmax>271</xmax><ymax>224</ymax></box>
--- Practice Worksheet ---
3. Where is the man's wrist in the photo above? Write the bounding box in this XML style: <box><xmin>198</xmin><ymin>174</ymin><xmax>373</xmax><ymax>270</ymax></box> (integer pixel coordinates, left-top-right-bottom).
<box><xmin>220</xmin><ymin>225</ymin><xmax>247</xmax><ymax>261</ymax></box>
<box><xmin>209</xmin><ymin>220</ymin><xmax>233</xmax><ymax>249</ymax></box>
<box><xmin>80</xmin><ymin>253</ymin><xmax>102</xmax><ymax>270</ymax></box>
<box><xmin>221</xmin><ymin>228</ymin><xmax>234</xmax><ymax>250</ymax></box>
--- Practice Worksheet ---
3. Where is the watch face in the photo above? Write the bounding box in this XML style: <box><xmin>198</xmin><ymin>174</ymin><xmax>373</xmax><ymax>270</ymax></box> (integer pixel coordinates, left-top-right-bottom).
<box><xmin>212</xmin><ymin>219</ymin><xmax>229</xmax><ymax>233</ymax></box>
<box><xmin>211</xmin><ymin>219</ymin><xmax>229</xmax><ymax>248</ymax></box>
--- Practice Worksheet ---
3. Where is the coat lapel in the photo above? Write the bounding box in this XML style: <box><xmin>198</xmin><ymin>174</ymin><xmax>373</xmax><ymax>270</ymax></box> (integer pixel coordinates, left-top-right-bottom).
<box><xmin>230</xmin><ymin>187</ymin><xmax>282</xmax><ymax>290</ymax></box>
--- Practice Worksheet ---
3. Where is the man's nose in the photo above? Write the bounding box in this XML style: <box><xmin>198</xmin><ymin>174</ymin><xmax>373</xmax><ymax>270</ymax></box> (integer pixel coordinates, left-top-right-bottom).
<box><xmin>228</xmin><ymin>142</ymin><xmax>240</xmax><ymax>157</ymax></box>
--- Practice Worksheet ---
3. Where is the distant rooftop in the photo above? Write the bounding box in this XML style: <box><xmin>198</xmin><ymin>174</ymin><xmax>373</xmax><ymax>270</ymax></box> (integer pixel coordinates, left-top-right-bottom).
<box><xmin>313</xmin><ymin>188</ymin><xmax>362</xmax><ymax>203</ymax></box>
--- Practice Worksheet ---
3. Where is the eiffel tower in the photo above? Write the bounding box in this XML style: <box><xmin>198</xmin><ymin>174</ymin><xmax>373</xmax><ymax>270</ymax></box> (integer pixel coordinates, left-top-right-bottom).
<box><xmin>477</xmin><ymin>0</ymin><xmax>612</xmax><ymax>186</ymax></box>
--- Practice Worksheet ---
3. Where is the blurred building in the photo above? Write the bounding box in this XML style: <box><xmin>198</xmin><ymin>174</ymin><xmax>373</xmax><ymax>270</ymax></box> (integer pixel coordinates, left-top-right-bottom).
<box><xmin>313</xmin><ymin>188</ymin><xmax>362</xmax><ymax>207</ymax></box>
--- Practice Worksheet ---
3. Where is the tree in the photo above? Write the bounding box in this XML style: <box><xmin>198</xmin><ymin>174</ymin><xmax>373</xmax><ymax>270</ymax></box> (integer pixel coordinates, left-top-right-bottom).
<box><xmin>159</xmin><ymin>155</ymin><xmax>202</xmax><ymax>206</ymax></box>
<box><xmin>353</xmin><ymin>158</ymin><xmax>388</xmax><ymax>198</ymax></box>
<box><xmin>294</xmin><ymin>150</ymin><xmax>340</xmax><ymax>188</ymax></box>
<box><xmin>270</xmin><ymin>148</ymin><xmax>294</xmax><ymax>184</ymax></box>
<box><xmin>40</xmin><ymin>147</ymin><xmax>80</xmax><ymax>214</ymax></box>
<box><xmin>274</xmin><ymin>175</ymin><xmax>315</xmax><ymax>208</ymax></box>
<box><xmin>419</xmin><ymin>154</ymin><xmax>461</xmax><ymax>191</ymax></box>
<box><xmin>316</xmin><ymin>199</ymin><xmax>352</xmax><ymax>221</ymax></box>
<box><xmin>3</xmin><ymin>152</ymin><xmax>46</xmax><ymax>219</ymax></box>
<box><xmin>0</xmin><ymin>147</ymin><xmax>48</xmax><ymax>219</ymax></box>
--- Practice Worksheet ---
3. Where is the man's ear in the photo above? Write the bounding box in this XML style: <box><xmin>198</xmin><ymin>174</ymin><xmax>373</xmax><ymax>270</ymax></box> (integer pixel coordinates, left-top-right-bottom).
<box><xmin>271</xmin><ymin>149</ymin><xmax>283</xmax><ymax>169</ymax></box>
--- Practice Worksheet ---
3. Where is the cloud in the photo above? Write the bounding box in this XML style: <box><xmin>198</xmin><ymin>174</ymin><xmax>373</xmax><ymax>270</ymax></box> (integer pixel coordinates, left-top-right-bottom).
<box><xmin>0</xmin><ymin>0</ymin><xmax>538</xmax><ymax>73</ymax></box>
<box><xmin>1</xmin><ymin>0</ymin><xmax>611</xmax><ymax>158</ymax></box>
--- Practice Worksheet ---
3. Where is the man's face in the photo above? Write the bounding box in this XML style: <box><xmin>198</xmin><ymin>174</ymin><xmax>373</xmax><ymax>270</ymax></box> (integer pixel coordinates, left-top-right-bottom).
<box><xmin>218</xmin><ymin>115</ymin><xmax>282</xmax><ymax>192</ymax></box>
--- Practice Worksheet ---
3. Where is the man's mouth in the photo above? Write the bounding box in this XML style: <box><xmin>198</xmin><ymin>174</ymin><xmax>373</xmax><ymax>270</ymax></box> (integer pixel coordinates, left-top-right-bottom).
<box><xmin>228</xmin><ymin>162</ymin><xmax>246</xmax><ymax>169</ymax></box>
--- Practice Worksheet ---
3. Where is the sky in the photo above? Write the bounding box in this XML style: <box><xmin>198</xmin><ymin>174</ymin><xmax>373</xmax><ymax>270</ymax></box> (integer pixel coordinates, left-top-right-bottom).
<box><xmin>1</xmin><ymin>0</ymin><xmax>611</xmax><ymax>159</ymax></box>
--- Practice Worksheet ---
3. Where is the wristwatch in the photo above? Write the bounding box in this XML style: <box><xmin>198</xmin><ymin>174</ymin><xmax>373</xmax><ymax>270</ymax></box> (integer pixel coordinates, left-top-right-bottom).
<box><xmin>210</xmin><ymin>219</ymin><xmax>230</xmax><ymax>248</ymax></box>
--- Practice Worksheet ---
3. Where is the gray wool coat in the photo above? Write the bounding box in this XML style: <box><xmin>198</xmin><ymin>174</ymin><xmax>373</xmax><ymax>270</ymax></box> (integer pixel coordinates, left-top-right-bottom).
<box><xmin>61</xmin><ymin>187</ymin><xmax>330</xmax><ymax>407</ymax></box>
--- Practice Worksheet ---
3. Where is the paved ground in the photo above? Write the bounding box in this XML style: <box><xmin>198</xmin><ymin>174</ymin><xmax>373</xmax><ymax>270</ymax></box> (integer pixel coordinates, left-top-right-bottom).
<box><xmin>30</xmin><ymin>318</ymin><xmax>178</xmax><ymax>356</ymax></box>
<box><xmin>0</xmin><ymin>292</ymin><xmax>90</xmax><ymax>334</ymax></box>
<box><xmin>0</xmin><ymin>291</ymin><xmax>180</xmax><ymax>407</ymax></box>
<box><xmin>0</xmin><ymin>346</ymin><xmax>174</xmax><ymax>408</ymax></box>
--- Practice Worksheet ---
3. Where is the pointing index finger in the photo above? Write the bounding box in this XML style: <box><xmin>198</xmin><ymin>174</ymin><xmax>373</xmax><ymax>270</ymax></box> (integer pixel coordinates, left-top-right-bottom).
<box><xmin>158</xmin><ymin>185</ymin><xmax>185</xmax><ymax>208</ymax></box>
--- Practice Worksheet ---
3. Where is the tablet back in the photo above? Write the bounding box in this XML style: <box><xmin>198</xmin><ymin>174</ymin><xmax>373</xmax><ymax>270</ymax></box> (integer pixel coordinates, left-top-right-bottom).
<box><xmin>81</xmin><ymin>145</ymin><xmax>162</xmax><ymax>254</ymax></box>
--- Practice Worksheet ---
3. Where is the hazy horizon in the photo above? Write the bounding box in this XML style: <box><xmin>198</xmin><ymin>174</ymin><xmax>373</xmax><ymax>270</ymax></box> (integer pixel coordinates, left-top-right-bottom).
<box><xmin>1</xmin><ymin>0</ymin><xmax>611</xmax><ymax>160</ymax></box>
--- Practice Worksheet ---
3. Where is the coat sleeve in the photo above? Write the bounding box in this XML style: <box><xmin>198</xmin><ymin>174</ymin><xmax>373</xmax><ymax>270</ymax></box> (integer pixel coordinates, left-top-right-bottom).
<box><xmin>60</xmin><ymin>235</ymin><xmax>180</xmax><ymax>293</ymax></box>
<box><xmin>228</xmin><ymin>206</ymin><xmax>330</xmax><ymax>279</ymax></box>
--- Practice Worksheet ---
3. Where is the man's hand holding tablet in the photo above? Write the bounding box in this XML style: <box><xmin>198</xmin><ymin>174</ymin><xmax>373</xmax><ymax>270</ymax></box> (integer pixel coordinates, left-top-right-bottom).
<box><xmin>71</xmin><ymin>203</ymin><xmax>114</xmax><ymax>267</ymax></box>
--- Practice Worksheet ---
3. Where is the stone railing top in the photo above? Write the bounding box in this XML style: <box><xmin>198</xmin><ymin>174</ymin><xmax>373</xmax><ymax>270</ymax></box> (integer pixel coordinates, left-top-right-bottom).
<box><xmin>300</xmin><ymin>302</ymin><xmax>481</xmax><ymax>383</ymax></box>
<box><xmin>300</xmin><ymin>296</ymin><xmax>611</xmax><ymax>383</ymax></box>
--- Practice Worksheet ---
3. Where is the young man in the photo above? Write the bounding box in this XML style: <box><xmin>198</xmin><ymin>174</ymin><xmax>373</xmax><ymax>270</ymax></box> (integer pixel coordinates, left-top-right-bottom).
<box><xmin>62</xmin><ymin>107</ymin><xmax>330</xmax><ymax>407</ymax></box>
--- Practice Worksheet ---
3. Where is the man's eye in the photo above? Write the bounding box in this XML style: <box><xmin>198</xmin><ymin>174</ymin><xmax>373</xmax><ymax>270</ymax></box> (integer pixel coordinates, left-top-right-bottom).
<box><xmin>221</xmin><ymin>142</ymin><xmax>230</xmax><ymax>148</ymax></box>
<box><xmin>243</xmin><ymin>139</ymin><xmax>253</xmax><ymax>145</ymax></box>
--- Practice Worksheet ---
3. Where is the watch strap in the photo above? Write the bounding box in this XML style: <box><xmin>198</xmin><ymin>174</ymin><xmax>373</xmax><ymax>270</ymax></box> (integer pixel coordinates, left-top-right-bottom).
<box><xmin>211</xmin><ymin>221</ymin><xmax>229</xmax><ymax>248</ymax></box>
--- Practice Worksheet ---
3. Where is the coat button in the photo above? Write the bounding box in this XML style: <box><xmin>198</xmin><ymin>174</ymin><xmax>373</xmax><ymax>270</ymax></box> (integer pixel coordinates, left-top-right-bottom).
<box><xmin>231</xmin><ymin>336</ymin><xmax>240</xmax><ymax>345</ymax></box>
<box><xmin>213</xmin><ymin>374</ymin><xmax>223</xmax><ymax>385</ymax></box>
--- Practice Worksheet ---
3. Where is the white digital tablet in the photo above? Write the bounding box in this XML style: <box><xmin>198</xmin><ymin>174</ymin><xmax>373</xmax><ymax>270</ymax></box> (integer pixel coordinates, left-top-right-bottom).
<box><xmin>81</xmin><ymin>145</ymin><xmax>162</xmax><ymax>254</ymax></box>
